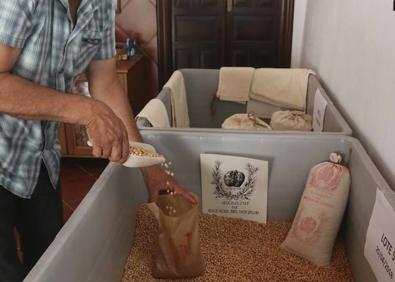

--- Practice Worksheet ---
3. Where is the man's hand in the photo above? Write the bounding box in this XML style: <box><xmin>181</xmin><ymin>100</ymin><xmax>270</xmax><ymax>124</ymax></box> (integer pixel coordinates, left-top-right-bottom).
<box><xmin>86</xmin><ymin>58</ymin><xmax>197</xmax><ymax>204</ymax></box>
<box><xmin>84</xmin><ymin>100</ymin><xmax>129</xmax><ymax>163</ymax></box>
<box><xmin>141</xmin><ymin>166</ymin><xmax>198</xmax><ymax>205</ymax></box>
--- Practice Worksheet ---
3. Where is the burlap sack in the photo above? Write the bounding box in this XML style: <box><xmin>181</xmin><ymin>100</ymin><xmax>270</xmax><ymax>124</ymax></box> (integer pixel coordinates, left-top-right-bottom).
<box><xmin>281</xmin><ymin>153</ymin><xmax>351</xmax><ymax>266</ymax></box>
<box><xmin>222</xmin><ymin>113</ymin><xmax>272</xmax><ymax>130</ymax></box>
<box><xmin>270</xmin><ymin>110</ymin><xmax>312</xmax><ymax>131</ymax></box>
<box><xmin>147</xmin><ymin>193</ymin><xmax>205</xmax><ymax>279</ymax></box>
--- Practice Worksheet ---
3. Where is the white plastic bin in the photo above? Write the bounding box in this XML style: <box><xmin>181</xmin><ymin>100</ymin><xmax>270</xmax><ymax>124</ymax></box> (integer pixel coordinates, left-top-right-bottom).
<box><xmin>25</xmin><ymin>133</ymin><xmax>393</xmax><ymax>282</ymax></box>
<box><xmin>136</xmin><ymin>69</ymin><xmax>352</xmax><ymax>135</ymax></box>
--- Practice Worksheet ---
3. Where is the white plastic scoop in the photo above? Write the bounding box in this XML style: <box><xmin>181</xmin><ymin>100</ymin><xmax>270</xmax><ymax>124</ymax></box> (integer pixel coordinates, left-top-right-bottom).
<box><xmin>87</xmin><ymin>140</ymin><xmax>166</xmax><ymax>168</ymax></box>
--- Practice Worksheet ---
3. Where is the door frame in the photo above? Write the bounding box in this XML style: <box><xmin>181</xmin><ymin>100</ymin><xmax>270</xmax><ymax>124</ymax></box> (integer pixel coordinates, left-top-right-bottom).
<box><xmin>279</xmin><ymin>0</ymin><xmax>294</xmax><ymax>67</ymax></box>
<box><xmin>157</xmin><ymin>0</ymin><xmax>295</xmax><ymax>88</ymax></box>
<box><xmin>157</xmin><ymin>0</ymin><xmax>172</xmax><ymax>88</ymax></box>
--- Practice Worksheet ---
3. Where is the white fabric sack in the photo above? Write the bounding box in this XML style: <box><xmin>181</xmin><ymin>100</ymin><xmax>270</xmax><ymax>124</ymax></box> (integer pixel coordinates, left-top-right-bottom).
<box><xmin>250</xmin><ymin>68</ymin><xmax>314</xmax><ymax>110</ymax></box>
<box><xmin>164</xmin><ymin>71</ymin><xmax>190</xmax><ymax>128</ymax></box>
<box><xmin>216</xmin><ymin>67</ymin><xmax>255</xmax><ymax>103</ymax></box>
<box><xmin>136</xmin><ymin>99</ymin><xmax>170</xmax><ymax>128</ymax></box>
<box><xmin>270</xmin><ymin>110</ymin><xmax>312</xmax><ymax>131</ymax></box>
<box><xmin>222</xmin><ymin>113</ymin><xmax>272</xmax><ymax>130</ymax></box>
<box><xmin>281</xmin><ymin>153</ymin><xmax>351</xmax><ymax>266</ymax></box>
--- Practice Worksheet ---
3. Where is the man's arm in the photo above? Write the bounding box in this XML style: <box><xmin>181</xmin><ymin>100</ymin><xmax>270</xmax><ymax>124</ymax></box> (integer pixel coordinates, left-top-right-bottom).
<box><xmin>87</xmin><ymin>58</ymin><xmax>197</xmax><ymax>204</ymax></box>
<box><xmin>0</xmin><ymin>45</ymin><xmax>92</xmax><ymax>123</ymax></box>
<box><xmin>0</xmin><ymin>44</ymin><xmax>129</xmax><ymax>163</ymax></box>
<box><xmin>86</xmin><ymin>58</ymin><xmax>140</xmax><ymax>141</ymax></box>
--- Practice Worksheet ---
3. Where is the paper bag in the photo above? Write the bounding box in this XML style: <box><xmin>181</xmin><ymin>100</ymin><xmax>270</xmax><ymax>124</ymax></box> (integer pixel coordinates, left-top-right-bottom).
<box><xmin>147</xmin><ymin>193</ymin><xmax>205</xmax><ymax>279</ymax></box>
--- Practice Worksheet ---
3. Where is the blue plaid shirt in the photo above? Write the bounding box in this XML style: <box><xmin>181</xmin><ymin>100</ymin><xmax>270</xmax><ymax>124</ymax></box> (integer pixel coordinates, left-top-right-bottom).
<box><xmin>0</xmin><ymin>0</ymin><xmax>116</xmax><ymax>198</ymax></box>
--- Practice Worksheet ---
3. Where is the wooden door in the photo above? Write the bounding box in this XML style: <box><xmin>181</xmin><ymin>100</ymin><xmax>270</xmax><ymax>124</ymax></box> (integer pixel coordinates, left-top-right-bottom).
<box><xmin>227</xmin><ymin>0</ymin><xmax>292</xmax><ymax>67</ymax></box>
<box><xmin>171</xmin><ymin>0</ymin><xmax>226</xmax><ymax>70</ymax></box>
<box><xmin>157</xmin><ymin>0</ymin><xmax>294</xmax><ymax>86</ymax></box>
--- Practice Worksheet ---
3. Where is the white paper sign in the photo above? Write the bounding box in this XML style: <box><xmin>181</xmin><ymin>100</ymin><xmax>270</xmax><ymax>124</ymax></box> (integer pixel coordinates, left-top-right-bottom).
<box><xmin>200</xmin><ymin>154</ymin><xmax>268</xmax><ymax>223</ymax></box>
<box><xmin>364</xmin><ymin>189</ymin><xmax>395</xmax><ymax>282</ymax></box>
<box><xmin>312</xmin><ymin>88</ymin><xmax>328</xmax><ymax>132</ymax></box>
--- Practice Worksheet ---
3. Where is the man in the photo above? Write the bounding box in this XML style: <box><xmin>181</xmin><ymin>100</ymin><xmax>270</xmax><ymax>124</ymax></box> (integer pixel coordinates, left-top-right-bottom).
<box><xmin>0</xmin><ymin>0</ymin><xmax>196</xmax><ymax>281</ymax></box>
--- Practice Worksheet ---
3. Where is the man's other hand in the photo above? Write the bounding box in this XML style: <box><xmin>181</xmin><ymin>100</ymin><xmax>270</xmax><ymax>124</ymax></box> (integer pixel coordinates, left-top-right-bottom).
<box><xmin>142</xmin><ymin>166</ymin><xmax>198</xmax><ymax>205</ymax></box>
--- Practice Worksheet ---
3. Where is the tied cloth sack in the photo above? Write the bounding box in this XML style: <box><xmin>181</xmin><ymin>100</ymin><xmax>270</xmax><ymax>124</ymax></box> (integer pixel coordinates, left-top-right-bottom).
<box><xmin>147</xmin><ymin>193</ymin><xmax>205</xmax><ymax>279</ymax></box>
<box><xmin>281</xmin><ymin>153</ymin><xmax>350</xmax><ymax>266</ymax></box>
<box><xmin>222</xmin><ymin>113</ymin><xmax>272</xmax><ymax>130</ymax></box>
<box><xmin>270</xmin><ymin>110</ymin><xmax>312</xmax><ymax>131</ymax></box>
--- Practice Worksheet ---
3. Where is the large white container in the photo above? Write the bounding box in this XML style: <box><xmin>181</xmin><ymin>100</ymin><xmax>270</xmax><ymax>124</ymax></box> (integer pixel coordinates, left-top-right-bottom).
<box><xmin>25</xmin><ymin>133</ymin><xmax>393</xmax><ymax>282</ymax></box>
<box><xmin>137</xmin><ymin>69</ymin><xmax>352</xmax><ymax>135</ymax></box>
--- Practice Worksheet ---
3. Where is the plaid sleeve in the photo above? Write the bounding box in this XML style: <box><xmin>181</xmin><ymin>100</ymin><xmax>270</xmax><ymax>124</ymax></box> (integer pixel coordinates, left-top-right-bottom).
<box><xmin>94</xmin><ymin>1</ymin><xmax>116</xmax><ymax>60</ymax></box>
<box><xmin>0</xmin><ymin>0</ymin><xmax>36</xmax><ymax>48</ymax></box>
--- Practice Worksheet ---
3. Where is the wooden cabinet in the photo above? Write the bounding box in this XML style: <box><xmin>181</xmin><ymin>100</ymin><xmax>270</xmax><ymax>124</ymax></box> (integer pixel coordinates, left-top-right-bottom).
<box><xmin>60</xmin><ymin>54</ymin><xmax>148</xmax><ymax>158</ymax></box>
<box><xmin>157</xmin><ymin>0</ymin><xmax>294</xmax><ymax>86</ymax></box>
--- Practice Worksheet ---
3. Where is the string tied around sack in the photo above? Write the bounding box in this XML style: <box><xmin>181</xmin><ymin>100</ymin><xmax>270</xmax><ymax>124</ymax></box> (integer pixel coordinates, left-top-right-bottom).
<box><xmin>247</xmin><ymin>112</ymin><xmax>271</xmax><ymax>129</ymax></box>
<box><xmin>329</xmin><ymin>153</ymin><xmax>343</xmax><ymax>164</ymax></box>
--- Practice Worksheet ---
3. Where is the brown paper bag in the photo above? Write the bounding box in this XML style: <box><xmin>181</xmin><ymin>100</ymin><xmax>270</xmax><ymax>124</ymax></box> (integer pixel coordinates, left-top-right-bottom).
<box><xmin>147</xmin><ymin>193</ymin><xmax>205</xmax><ymax>279</ymax></box>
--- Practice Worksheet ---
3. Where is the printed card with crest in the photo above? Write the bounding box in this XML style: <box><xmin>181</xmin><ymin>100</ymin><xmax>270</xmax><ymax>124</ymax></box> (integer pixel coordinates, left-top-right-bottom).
<box><xmin>200</xmin><ymin>154</ymin><xmax>268</xmax><ymax>223</ymax></box>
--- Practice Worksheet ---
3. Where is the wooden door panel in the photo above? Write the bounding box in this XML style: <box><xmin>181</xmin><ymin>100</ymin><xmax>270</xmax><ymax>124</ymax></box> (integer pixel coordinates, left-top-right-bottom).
<box><xmin>231</xmin><ymin>49</ymin><xmax>250</xmax><ymax>66</ymax></box>
<box><xmin>199</xmin><ymin>49</ymin><xmax>218</xmax><ymax>68</ymax></box>
<box><xmin>227</xmin><ymin>0</ymin><xmax>286</xmax><ymax>67</ymax></box>
<box><xmin>232</xmin><ymin>16</ymin><xmax>275</xmax><ymax>41</ymax></box>
<box><xmin>198</xmin><ymin>0</ymin><xmax>218</xmax><ymax>8</ymax></box>
<box><xmin>174</xmin><ymin>16</ymin><xmax>218</xmax><ymax>41</ymax></box>
<box><xmin>174</xmin><ymin>48</ymin><xmax>194</xmax><ymax>68</ymax></box>
<box><xmin>174</xmin><ymin>0</ymin><xmax>192</xmax><ymax>7</ymax></box>
<box><xmin>254</xmin><ymin>48</ymin><xmax>277</xmax><ymax>67</ymax></box>
<box><xmin>231</xmin><ymin>45</ymin><xmax>277</xmax><ymax>67</ymax></box>
<box><xmin>174</xmin><ymin>44</ymin><xmax>218</xmax><ymax>68</ymax></box>
<box><xmin>157</xmin><ymin>0</ymin><xmax>293</xmax><ymax>85</ymax></box>
<box><xmin>171</xmin><ymin>0</ymin><xmax>225</xmax><ymax>71</ymax></box>
<box><xmin>234</xmin><ymin>0</ymin><xmax>275</xmax><ymax>9</ymax></box>
<box><xmin>174</xmin><ymin>0</ymin><xmax>221</xmax><ymax>9</ymax></box>
<box><xmin>256</xmin><ymin>0</ymin><xmax>275</xmax><ymax>8</ymax></box>
<box><xmin>233</xmin><ymin>0</ymin><xmax>253</xmax><ymax>8</ymax></box>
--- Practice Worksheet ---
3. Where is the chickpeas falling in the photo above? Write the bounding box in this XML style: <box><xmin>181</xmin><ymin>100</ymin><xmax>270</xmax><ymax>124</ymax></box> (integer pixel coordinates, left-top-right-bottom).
<box><xmin>130</xmin><ymin>145</ymin><xmax>177</xmax><ymax>216</ymax></box>
<box><xmin>160</xmin><ymin>161</ymin><xmax>177</xmax><ymax>216</ymax></box>
<box><xmin>130</xmin><ymin>145</ymin><xmax>176</xmax><ymax>216</ymax></box>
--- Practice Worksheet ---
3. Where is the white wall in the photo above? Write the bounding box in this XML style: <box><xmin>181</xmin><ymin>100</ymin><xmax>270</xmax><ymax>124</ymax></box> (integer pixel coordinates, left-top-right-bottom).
<box><xmin>291</xmin><ymin>0</ymin><xmax>308</xmax><ymax>67</ymax></box>
<box><xmin>296</xmin><ymin>0</ymin><xmax>395</xmax><ymax>188</ymax></box>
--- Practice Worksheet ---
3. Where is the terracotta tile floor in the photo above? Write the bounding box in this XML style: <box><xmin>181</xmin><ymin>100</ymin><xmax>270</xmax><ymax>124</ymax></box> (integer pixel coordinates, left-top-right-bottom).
<box><xmin>60</xmin><ymin>158</ymin><xmax>108</xmax><ymax>222</ymax></box>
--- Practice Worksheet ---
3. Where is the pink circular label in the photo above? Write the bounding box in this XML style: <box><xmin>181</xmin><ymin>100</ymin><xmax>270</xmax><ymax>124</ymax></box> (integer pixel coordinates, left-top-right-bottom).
<box><xmin>309</xmin><ymin>163</ymin><xmax>345</xmax><ymax>191</ymax></box>
<box><xmin>299</xmin><ymin>216</ymin><xmax>317</xmax><ymax>234</ymax></box>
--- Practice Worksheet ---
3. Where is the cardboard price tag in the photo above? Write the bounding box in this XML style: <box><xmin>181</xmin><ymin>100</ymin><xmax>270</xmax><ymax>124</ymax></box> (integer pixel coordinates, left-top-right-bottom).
<box><xmin>312</xmin><ymin>88</ymin><xmax>328</xmax><ymax>132</ymax></box>
<box><xmin>364</xmin><ymin>189</ymin><xmax>395</xmax><ymax>282</ymax></box>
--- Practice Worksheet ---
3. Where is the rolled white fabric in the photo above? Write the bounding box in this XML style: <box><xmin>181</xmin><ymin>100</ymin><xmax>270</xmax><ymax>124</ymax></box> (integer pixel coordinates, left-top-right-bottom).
<box><xmin>250</xmin><ymin>68</ymin><xmax>314</xmax><ymax>110</ymax></box>
<box><xmin>136</xmin><ymin>99</ymin><xmax>170</xmax><ymax>128</ymax></box>
<box><xmin>216</xmin><ymin>67</ymin><xmax>255</xmax><ymax>103</ymax></box>
<box><xmin>165</xmin><ymin>71</ymin><xmax>190</xmax><ymax>128</ymax></box>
